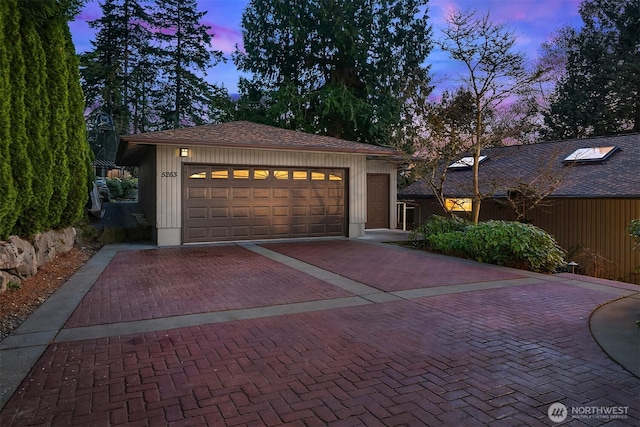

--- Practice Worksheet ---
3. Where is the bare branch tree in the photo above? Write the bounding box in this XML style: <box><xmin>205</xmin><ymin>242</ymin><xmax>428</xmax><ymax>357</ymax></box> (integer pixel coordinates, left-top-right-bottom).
<box><xmin>503</xmin><ymin>148</ymin><xmax>573</xmax><ymax>221</ymax></box>
<box><xmin>408</xmin><ymin>88</ymin><xmax>475</xmax><ymax>215</ymax></box>
<box><xmin>438</xmin><ymin>9</ymin><xmax>545</xmax><ymax>223</ymax></box>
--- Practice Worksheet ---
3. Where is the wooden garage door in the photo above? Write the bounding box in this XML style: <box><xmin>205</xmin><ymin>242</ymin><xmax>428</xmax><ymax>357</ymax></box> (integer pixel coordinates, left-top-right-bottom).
<box><xmin>183</xmin><ymin>165</ymin><xmax>346</xmax><ymax>243</ymax></box>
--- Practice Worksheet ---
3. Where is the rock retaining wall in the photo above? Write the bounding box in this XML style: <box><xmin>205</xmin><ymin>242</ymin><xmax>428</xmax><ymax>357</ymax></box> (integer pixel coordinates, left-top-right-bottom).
<box><xmin>0</xmin><ymin>228</ymin><xmax>76</xmax><ymax>293</ymax></box>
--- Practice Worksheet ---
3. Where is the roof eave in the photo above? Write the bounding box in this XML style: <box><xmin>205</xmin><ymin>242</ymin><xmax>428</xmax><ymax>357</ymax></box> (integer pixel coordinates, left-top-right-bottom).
<box><xmin>118</xmin><ymin>138</ymin><xmax>400</xmax><ymax>162</ymax></box>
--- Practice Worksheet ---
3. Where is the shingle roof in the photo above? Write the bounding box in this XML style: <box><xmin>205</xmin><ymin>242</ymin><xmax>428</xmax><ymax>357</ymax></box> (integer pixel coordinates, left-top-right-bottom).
<box><xmin>400</xmin><ymin>133</ymin><xmax>640</xmax><ymax>199</ymax></box>
<box><xmin>117</xmin><ymin>121</ymin><xmax>400</xmax><ymax>165</ymax></box>
<box><xmin>92</xmin><ymin>159</ymin><xmax>119</xmax><ymax>169</ymax></box>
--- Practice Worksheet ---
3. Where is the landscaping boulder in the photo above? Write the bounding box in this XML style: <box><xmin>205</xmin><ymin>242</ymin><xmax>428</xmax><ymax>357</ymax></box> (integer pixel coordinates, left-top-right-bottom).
<box><xmin>32</xmin><ymin>228</ymin><xmax>76</xmax><ymax>267</ymax></box>
<box><xmin>0</xmin><ymin>240</ymin><xmax>19</xmax><ymax>271</ymax></box>
<box><xmin>0</xmin><ymin>270</ymin><xmax>21</xmax><ymax>293</ymax></box>
<box><xmin>0</xmin><ymin>228</ymin><xmax>77</xmax><ymax>292</ymax></box>
<box><xmin>5</xmin><ymin>236</ymin><xmax>37</xmax><ymax>277</ymax></box>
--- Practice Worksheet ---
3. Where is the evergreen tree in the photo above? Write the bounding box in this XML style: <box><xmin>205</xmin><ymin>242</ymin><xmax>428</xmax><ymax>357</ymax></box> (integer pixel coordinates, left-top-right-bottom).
<box><xmin>235</xmin><ymin>0</ymin><xmax>433</xmax><ymax>146</ymax></box>
<box><xmin>151</xmin><ymin>0</ymin><xmax>224</xmax><ymax>129</ymax></box>
<box><xmin>6</xmin><ymin>0</ymin><xmax>33</xmax><ymax>236</ymax></box>
<box><xmin>40</xmin><ymin>16</ymin><xmax>71</xmax><ymax>227</ymax></box>
<box><xmin>16</xmin><ymin>6</ymin><xmax>53</xmax><ymax>234</ymax></box>
<box><xmin>62</xmin><ymin>25</ymin><xmax>92</xmax><ymax>226</ymax></box>
<box><xmin>0</xmin><ymin>0</ymin><xmax>18</xmax><ymax>239</ymax></box>
<box><xmin>543</xmin><ymin>0</ymin><xmax>640</xmax><ymax>139</ymax></box>
<box><xmin>0</xmin><ymin>0</ymin><xmax>89</xmax><ymax>237</ymax></box>
<box><xmin>127</xmin><ymin>20</ymin><xmax>158</xmax><ymax>133</ymax></box>
<box><xmin>80</xmin><ymin>0</ymin><xmax>153</xmax><ymax>138</ymax></box>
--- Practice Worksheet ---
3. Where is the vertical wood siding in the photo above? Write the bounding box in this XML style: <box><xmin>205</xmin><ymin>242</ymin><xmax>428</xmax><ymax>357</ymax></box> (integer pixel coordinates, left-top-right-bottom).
<box><xmin>137</xmin><ymin>147</ymin><xmax>156</xmax><ymax>227</ymax></box>
<box><xmin>406</xmin><ymin>197</ymin><xmax>640</xmax><ymax>283</ymax></box>
<box><xmin>155</xmin><ymin>145</ymin><xmax>388</xmax><ymax>236</ymax></box>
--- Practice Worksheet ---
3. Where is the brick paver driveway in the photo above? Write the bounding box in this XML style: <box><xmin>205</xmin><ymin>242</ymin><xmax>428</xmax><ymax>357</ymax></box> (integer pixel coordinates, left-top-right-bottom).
<box><xmin>1</xmin><ymin>240</ymin><xmax>638</xmax><ymax>426</ymax></box>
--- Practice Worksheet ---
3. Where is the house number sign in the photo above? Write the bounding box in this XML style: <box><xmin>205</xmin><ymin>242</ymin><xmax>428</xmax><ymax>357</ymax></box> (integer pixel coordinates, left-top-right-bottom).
<box><xmin>161</xmin><ymin>171</ymin><xmax>177</xmax><ymax>178</ymax></box>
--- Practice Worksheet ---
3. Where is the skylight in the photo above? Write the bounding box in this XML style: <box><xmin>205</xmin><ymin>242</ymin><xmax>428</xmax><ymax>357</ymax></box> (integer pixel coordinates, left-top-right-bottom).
<box><xmin>563</xmin><ymin>146</ymin><xmax>619</xmax><ymax>164</ymax></box>
<box><xmin>449</xmin><ymin>155</ymin><xmax>487</xmax><ymax>169</ymax></box>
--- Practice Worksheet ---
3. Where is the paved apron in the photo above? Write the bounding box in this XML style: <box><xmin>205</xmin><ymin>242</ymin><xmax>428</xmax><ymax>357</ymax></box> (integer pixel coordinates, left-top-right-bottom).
<box><xmin>1</xmin><ymin>239</ymin><xmax>638</xmax><ymax>426</ymax></box>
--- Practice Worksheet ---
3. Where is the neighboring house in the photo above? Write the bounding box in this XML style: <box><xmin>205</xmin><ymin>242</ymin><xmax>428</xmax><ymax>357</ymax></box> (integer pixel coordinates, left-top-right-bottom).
<box><xmin>92</xmin><ymin>159</ymin><xmax>124</xmax><ymax>178</ymax></box>
<box><xmin>116</xmin><ymin>121</ymin><xmax>400</xmax><ymax>246</ymax></box>
<box><xmin>400</xmin><ymin>133</ymin><xmax>640</xmax><ymax>283</ymax></box>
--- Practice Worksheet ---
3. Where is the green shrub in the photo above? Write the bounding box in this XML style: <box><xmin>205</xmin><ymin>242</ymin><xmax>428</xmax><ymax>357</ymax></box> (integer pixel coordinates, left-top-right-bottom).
<box><xmin>120</xmin><ymin>178</ymin><xmax>137</xmax><ymax>198</ymax></box>
<box><xmin>106</xmin><ymin>178</ymin><xmax>123</xmax><ymax>198</ymax></box>
<box><xmin>106</xmin><ymin>177</ymin><xmax>137</xmax><ymax>200</ymax></box>
<box><xmin>410</xmin><ymin>215</ymin><xmax>469</xmax><ymax>248</ymax></box>
<box><xmin>629</xmin><ymin>219</ymin><xmax>640</xmax><ymax>249</ymax></box>
<box><xmin>411</xmin><ymin>218</ymin><xmax>566</xmax><ymax>273</ymax></box>
<box><xmin>462</xmin><ymin>221</ymin><xmax>566</xmax><ymax>272</ymax></box>
<box><xmin>426</xmin><ymin>231</ymin><xmax>466</xmax><ymax>256</ymax></box>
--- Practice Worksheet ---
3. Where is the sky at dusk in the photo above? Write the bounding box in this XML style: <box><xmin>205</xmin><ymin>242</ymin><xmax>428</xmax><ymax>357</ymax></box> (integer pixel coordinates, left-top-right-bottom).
<box><xmin>69</xmin><ymin>0</ymin><xmax>584</xmax><ymax>95</ymax></box>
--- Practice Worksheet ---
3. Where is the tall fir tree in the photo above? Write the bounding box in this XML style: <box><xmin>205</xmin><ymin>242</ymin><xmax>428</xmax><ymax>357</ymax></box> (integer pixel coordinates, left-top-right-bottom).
<box><xmin>235</xmin><ymin>0</ymin><xmax>433</xmax><ymax>146</ymax></box>
<box><xmin>128</xmin><ymin>35</ymin><xmax>158</xmax><ymax>133</ymax></box>
<box><xmin>80</xmin><ymin>0</ymin><xmax>153</xmax><ymax>138</ymax></box>
<box><xmin>0</xmin><ymin>0</ymin><xmax>18</xmax><ymax>239</ymax></box>
<box><xmin>151</xmin><ymin>0</ymin><xmax>224</xmax><ymax>129</ymax></box>
<box><xmin>542</xmin><ymin>0</ymin><xmax>640</xmax><ymax>139</ymax></box>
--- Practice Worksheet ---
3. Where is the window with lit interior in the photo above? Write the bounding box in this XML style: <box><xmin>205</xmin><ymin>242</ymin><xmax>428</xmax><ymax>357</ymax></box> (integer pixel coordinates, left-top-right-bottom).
<box><xmin>445</xmin><ymin>198</ymin><xmax>472</xmax><ymax>212</ymax></box>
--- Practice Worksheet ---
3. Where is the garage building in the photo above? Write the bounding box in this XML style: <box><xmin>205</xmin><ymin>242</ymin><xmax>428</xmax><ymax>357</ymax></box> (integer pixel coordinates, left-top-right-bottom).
<box><xmin>116</xmin><ymin>121</ymin><xmax>401</xmax><ymax>246</ymax></box>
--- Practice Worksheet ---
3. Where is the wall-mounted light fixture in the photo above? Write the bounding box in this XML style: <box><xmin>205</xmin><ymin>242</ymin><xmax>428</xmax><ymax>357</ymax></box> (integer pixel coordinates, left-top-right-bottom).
<box><xmin>180</xmin><ymin>147</ymin><xmax>189</xmax><ymax>157</ymax></box>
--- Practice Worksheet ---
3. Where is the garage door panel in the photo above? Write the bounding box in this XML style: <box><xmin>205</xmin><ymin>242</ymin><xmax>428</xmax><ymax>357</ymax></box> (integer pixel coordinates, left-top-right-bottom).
<box><xmin>272</xmin><ymin>206</ymin><xmax>289</xmax><ymax>216</ymax></box>
<box><xmin>232</xmin><ymin>188</ymin><xmax>250</xmax><ymax>198</ymax></box>
<box><xmin>326</xmin><ymin>205</ymin><xmax>343</xmax><ymax>215</ymax></box>
<box><xmin>291</xmin><ymin>224</ymin><xmax>308</xmax><ymax>234</ymax></box>
<box><xmin>253</xmin><ymin>188</ymin><xmax>270</xmax><ymax>198</ymax></box>
<box><xmin>292</xmin><ymin>206</ymin><xmax>308</xmax><ymax>216</ymax></box>
<box><xmin>210</xmin><ymin>227</ymin><xmax>229</xmax><ymax>238</ymax></box>
<box><xmin>231</xmin><ymin>226</ymin><xmax>250</xmax><ymax>238</ymax></box>
<box><xmin>183</xmin><ymin>166</ymin><xmax>346</xmax><ymax>242</ymax></box>
<box><xmin>187</xmin><ymin>207</ymin><xmax>208</xmax><ymax>219</ymax></box>
<box><xmin>252</xmin><ymin>226</ymin><xmax>270</xmax><ymax>237</ymax></box>
<box><xmin>186</xmin><ymin>227</ymin><xmax>207</xmax><ymax>240</ymax></box>
<box><xmin>273</xmin><ymin>188</ymin><xmax>290</xmax><ymax>198</ymax></box>
<box><xmin>292</xmin><ymin>188</ymin><xmax>309</xmax><ymax>198</ymax></box>
<box><xmin>232</xmin><ymin>207</ymin><xmax>250</xmax><ymax>218</ymax></box>
<box><xmin>328</xmin><ymin>189</ymin><xmax>343</xmax><ymax>198</ymax></box>
<box><xmin>309</xmin><ymin>224</ymin><xmax>327</xmax><ymax>234</ymax></box>
<box><xmin>210</xmin><ymin>188</ymin><xmax>229</xmax><ymax>198</ymax></box>
<box><xmin>186</xmin><ymin>187</ymin><xmax>207</xmax><ymax>199</ymax></box>
<box><xmin>210</xmin><ymin>207</ymin><xmax>229</xmax><ymax>218</ymax></box>
<box><xmin>272</xmin><ymin>225</ymin><xmax>290</xmax><ymax>235</ymax></box>
<box><xmin>253</xmin><ymin>206</ymin><xmax>270</xmax><ymax>217</ymax></box>
<box><xmin>310</xmin><ymin>206</ymin><xmax>326</xmax><ymax>216</ymax></box>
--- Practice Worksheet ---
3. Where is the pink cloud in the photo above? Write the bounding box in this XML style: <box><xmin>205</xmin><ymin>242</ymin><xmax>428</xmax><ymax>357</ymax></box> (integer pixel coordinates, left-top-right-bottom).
<box><xmin>76</xmin><ymin>9</ymin><xmax>101</xmax><ymax>21</ymax></box>
<box><xmin>206</xmin><ymin>23</ymin><xmax>243</xmax><ymax>54</ymax></box>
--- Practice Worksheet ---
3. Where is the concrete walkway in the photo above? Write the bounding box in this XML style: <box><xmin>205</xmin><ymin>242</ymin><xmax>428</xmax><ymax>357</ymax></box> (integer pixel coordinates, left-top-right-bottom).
<box><xmin>1</xmin><ymin>236</ymin><xmax>638</xmax><ymax>426</ymax></box>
